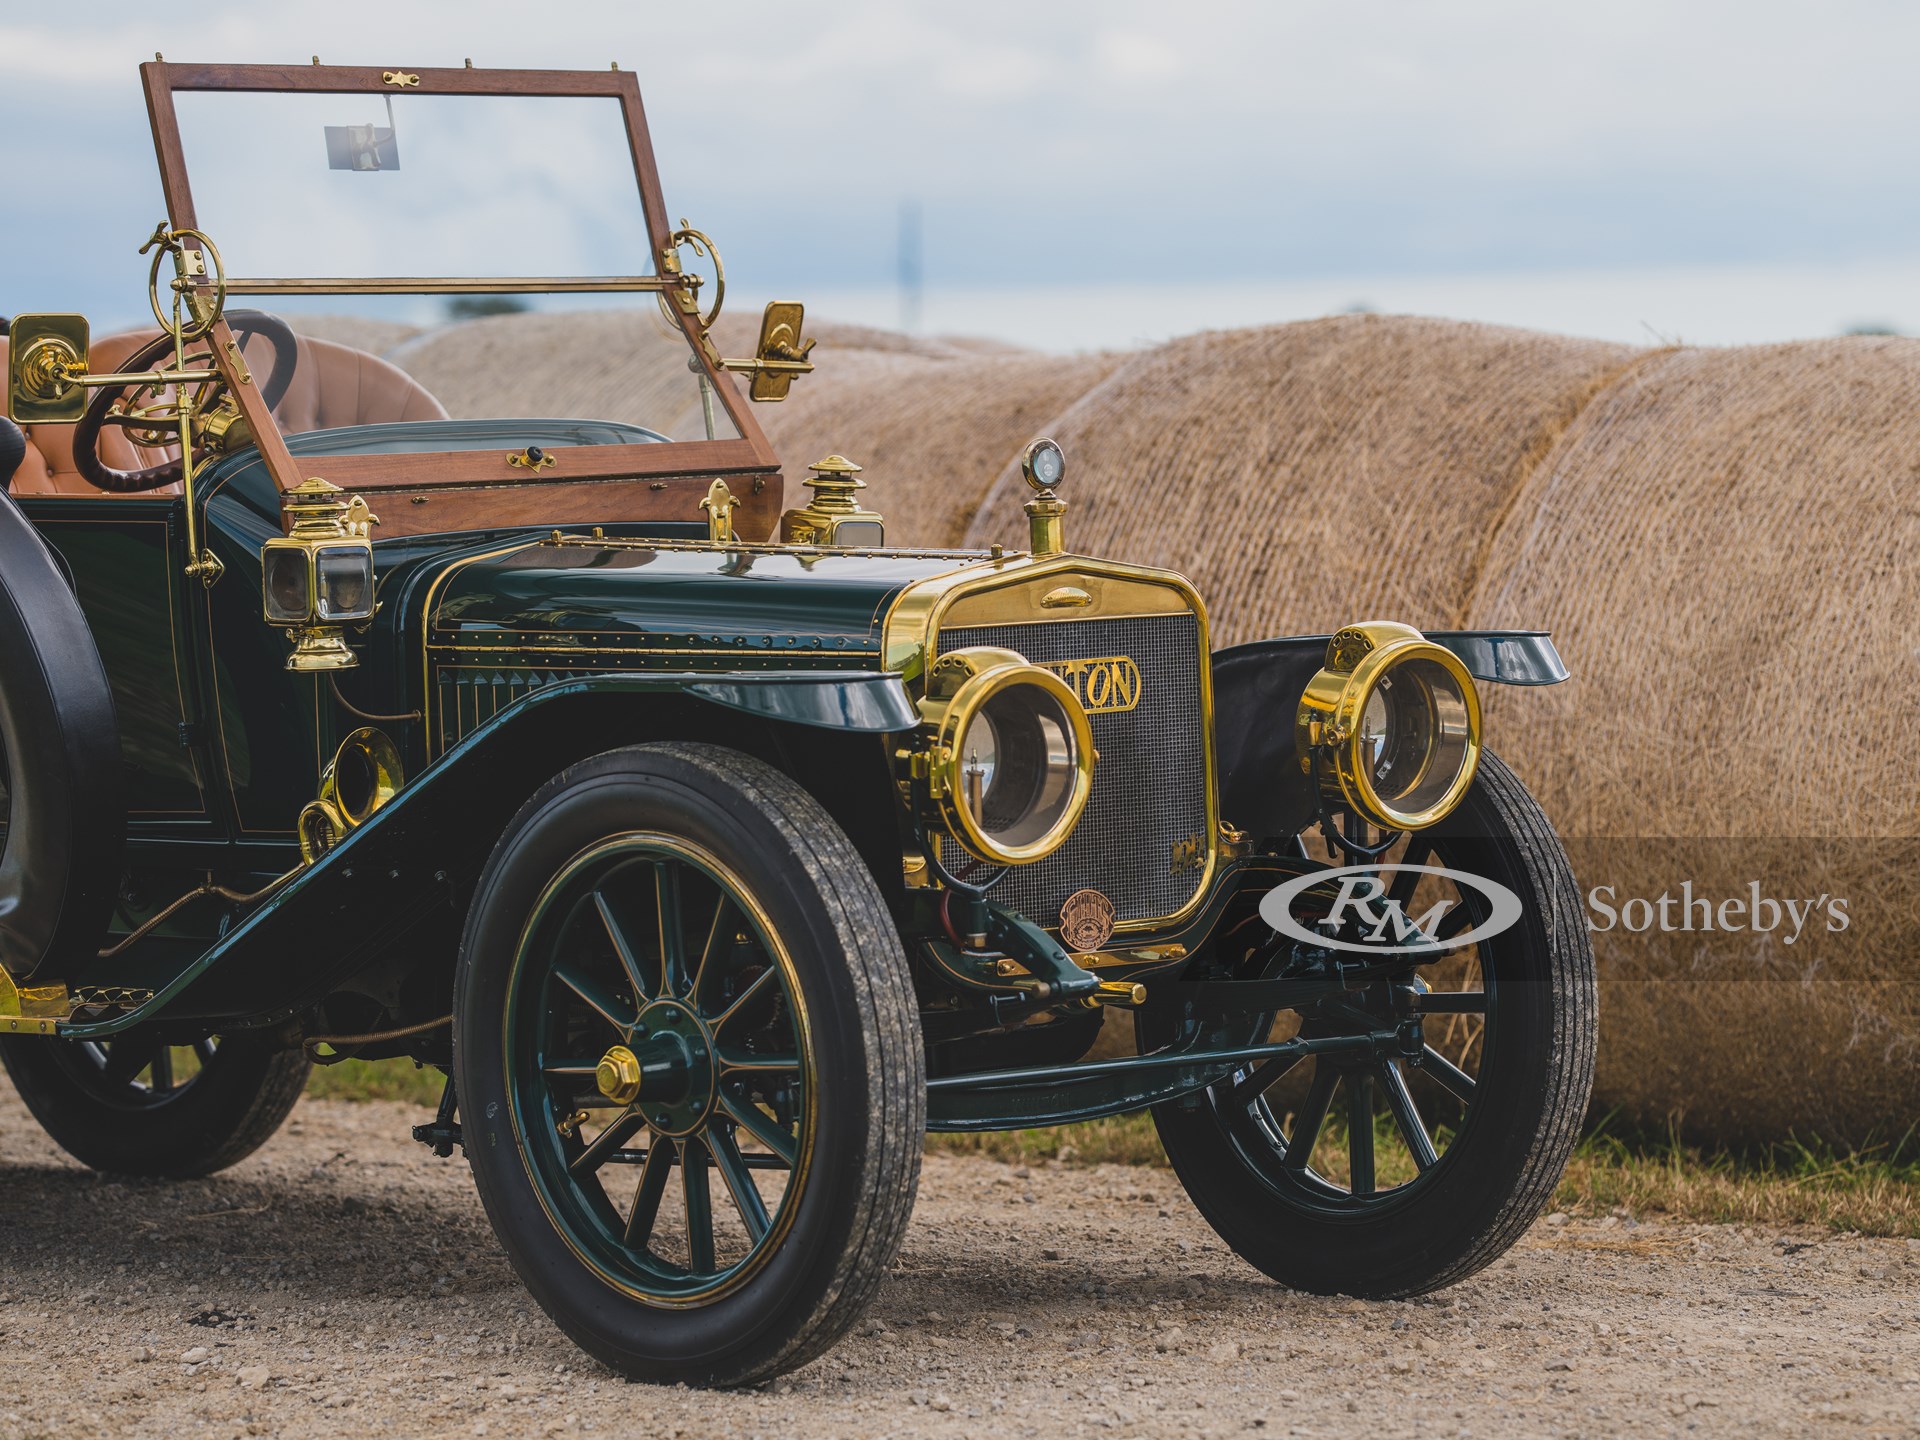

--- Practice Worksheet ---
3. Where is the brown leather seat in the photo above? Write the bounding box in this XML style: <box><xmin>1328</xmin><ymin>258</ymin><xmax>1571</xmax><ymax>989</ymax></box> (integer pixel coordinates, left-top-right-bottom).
<box><xmin>2</xmin><ymin>329</ymin><xmax>447</xmax><ymax>497</ymax></box>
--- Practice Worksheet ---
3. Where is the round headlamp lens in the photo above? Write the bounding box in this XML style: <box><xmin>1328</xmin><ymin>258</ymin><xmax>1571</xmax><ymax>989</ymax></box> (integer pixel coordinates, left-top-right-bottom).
<box><xmin>955</xmin><ymin>682</ymin><xmax>1078</xmax><ymax>851</ymax></box>
<box><xmin>1360</xmin><ymin>656</ymin><xmax>1474</xmax><ymax>818</ymax></box>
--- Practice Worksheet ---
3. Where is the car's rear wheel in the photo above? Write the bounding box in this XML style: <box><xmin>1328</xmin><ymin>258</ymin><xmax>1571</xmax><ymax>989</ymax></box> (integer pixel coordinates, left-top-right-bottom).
<box><xmin>1146</xmin><ymin>750</ymin><xmax>1596</xmax><ymax>1297</ymax></box>
<box><xmin>0</xmin><ymin>1030</ymin><xmax>310</xmax><ymax>1178</ymax></box>
<box><xmin>456</xmin><ymin>742</ymin><xmax>923</xmax><ymax>1387</ymax></box>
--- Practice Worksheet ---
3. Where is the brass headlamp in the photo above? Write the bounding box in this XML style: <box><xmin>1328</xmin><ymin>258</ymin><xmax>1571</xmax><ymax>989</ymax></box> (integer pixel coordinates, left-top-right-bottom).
<box><xmin>298</xmin><ymin>727</ymin><xmax>404</xmax><ymax>864</ymax></box>
<box><xmin>915</xmin><ymin>645</ymin><xmax>1095</xmax><ymax>866</ymax></box>
<box><xmin>262</xmin><ymin>477</ymin><xmax>380</xmax><ymax>671</ymax></box>
<box><xmin>1295</xmin><ymin>621</ymin><xmax>1482</xmax><ymax>830</ymax></box>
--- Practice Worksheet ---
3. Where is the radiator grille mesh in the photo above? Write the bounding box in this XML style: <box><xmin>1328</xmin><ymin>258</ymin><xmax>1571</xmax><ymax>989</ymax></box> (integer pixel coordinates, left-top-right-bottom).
<box><xmin>937</xmin><ymin>612</ymin><xmax>1208</xmax><ymax>928</ymax></box>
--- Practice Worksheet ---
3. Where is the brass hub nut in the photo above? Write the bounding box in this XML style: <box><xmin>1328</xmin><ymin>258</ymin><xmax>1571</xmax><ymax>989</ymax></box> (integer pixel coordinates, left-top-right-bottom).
<box><xmin>596</xmin><ymin>1045</ymin><xmax>644</xmax><ymax>1105</ymax></box>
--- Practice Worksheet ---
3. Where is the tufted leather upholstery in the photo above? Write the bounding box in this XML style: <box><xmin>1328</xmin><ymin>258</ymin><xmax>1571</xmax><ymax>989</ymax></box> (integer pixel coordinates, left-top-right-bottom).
<box><xmin>1</xmin><ymin>329</ymin><xmax>446</xmax><ymax>496</ymax></box>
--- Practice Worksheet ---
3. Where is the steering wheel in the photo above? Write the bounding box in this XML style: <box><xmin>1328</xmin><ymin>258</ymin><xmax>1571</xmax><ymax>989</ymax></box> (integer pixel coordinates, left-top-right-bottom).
<box><xmin>69</xmin><ymin>310</ymin><xmax>299</xmax><ymax>493</ymax></box>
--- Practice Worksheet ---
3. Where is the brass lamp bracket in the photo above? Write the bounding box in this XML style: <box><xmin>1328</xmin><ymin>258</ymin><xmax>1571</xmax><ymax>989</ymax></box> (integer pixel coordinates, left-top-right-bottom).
<box><xmin>661</xmin><ymin>220</ymin><xmax>724</xmax><ymax>332</ymax></box>
<box><xmin>700</xmin><ymin>478</ymin><xmax>739</xmax><ymax>543</ymax></box>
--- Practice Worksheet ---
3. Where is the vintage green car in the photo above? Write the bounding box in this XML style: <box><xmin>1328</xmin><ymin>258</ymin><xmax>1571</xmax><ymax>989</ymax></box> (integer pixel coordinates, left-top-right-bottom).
<box><xmin>0</xmin><ymin>60</ymin><xmax>1595</xmax><ymax>1385</ymax></box>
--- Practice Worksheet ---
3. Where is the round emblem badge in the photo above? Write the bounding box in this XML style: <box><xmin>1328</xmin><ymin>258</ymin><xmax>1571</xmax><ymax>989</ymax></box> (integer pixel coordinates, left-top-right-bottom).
<box><xmin>1058</xmin><ymin>888</ymin><xmax>1117</xmax><ymax>951</ymax></box>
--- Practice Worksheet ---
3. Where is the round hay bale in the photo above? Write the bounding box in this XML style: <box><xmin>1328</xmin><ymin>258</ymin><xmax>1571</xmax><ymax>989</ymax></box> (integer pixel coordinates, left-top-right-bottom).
<box><xmin>960</xmin><ymin>314</ymin><xmax>1640</xmax><ymax>645</ymax></box>
<box><xmin>285</xmin><ymin>315</ymin><xmax>424</xmax><ymax>359</ymax></box>
<box><xmin>1471</xmin><ymin>337</ymin><xmax>1920</xmax><ymax>1148</ymax></box>
<box><xmin>386</xmin><ymin>309</ymin><xmax>715</xmax><ymax>441</ymax></box>
<box><xmin>750</xmin><ymin>341</ymin><xmax>1127</xmax><ymax>547</ymax></box>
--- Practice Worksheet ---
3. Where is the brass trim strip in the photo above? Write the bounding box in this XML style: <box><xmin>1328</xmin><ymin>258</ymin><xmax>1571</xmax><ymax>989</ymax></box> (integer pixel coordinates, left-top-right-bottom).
<box><xmin>429</xmin><ymin>646</ymin><xmax>880</xmax><ymax>659</ymax></box>
<box><xmin>538</xmin><ymin>533</ymin><xmax>999</xmax><ymax>562</ymax></box>
<box><xmin>220</xmin><ymin>275</ymin><xmax>674</xmax><ymax>295</ymax></box>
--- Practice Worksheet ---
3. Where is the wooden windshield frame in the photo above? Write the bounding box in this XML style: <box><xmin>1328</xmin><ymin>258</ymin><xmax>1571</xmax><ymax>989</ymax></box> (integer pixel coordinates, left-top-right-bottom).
<box><xmin>140</xmin><ymin>61</ymin><xmax>783</xmax><ymax>538</ymax></box>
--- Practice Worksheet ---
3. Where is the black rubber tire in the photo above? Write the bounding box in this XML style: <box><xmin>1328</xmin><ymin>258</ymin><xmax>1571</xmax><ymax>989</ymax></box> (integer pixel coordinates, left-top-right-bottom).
<box><xmin>0</xmin><ymin>1032</ymin><xmax>310</xmax><ymax>1178</ymax></box>
<box><xmin>1151</xmin><ymin>750</ymin><xmax>1597</xmax><ymax>1297</ymax></box>
<box><xmin>0</xmin><ymin>489</ymin><xmax>122</xmax><ymax>978</ymax></box>
<box><xmin>455</xmin><ymin>742</ymin><xmax>924</xmax><ymax>1387</ymax></box>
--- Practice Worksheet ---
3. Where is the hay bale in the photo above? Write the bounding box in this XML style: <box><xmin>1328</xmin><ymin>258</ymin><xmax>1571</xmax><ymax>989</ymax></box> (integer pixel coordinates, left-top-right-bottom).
<box><xmin>750</xmin><ymin>341</ymin><xmax>1127</xmax><ymax>548</ymax></box>
<box><xmin>959</xmin><ymin>314</ymin><xmax>1640</xmax><ymax>644</ymax></box>
<box><xmin>286</xmin><ymin>315</ymin><xmax>424</xmax><ymax>358</ymax></box>
<box><xmin>386</xmin><ymin>310</ymin><xmax>715</xmax><ymax>441</ymax></box>
<box><xmin>1471</xmin><ymin>338</ymin><xmax>1920</xmax><ymax>1147</ymax></box>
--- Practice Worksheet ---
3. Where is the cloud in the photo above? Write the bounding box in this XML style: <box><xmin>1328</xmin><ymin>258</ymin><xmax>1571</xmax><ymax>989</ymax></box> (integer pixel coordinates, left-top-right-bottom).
<box><xmin>9</xmin><ymin>0</ymin><xmax>1920</xmax><ymax>321</ymax></box>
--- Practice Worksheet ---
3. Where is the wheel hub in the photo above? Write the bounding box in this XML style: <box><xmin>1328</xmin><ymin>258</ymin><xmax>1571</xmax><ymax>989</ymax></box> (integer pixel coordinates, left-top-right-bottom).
<box><xmin>599</xmin><ymin>1000</ymin><xmax>716</xmax><ymax>1137</ymax></box>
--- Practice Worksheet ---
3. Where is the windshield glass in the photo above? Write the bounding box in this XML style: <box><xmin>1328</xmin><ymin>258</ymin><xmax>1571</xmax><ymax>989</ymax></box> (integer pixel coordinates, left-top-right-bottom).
<box><xmin>167</xmin><ymin>86</ymin><xmax>737</xmax><ymax>447</ymax></box>
<box><xmin>174</xmin><ymin>91</ymin><xmax>651</xmax><ymax>279</ymax></box>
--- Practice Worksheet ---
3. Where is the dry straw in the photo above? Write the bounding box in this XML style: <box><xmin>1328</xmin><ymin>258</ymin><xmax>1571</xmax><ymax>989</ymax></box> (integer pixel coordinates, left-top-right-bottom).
<box><xmin>359</xmin><ymin>307</ymin><xmax>1915</xmax><ymax>1147</ymax></box>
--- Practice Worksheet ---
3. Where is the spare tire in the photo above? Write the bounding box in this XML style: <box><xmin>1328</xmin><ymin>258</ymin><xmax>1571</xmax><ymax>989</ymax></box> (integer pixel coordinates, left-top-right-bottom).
<box><xmin>0</xmin><ymin>485</ymin><xmax>122</xmax><ymax>980</ymax></box>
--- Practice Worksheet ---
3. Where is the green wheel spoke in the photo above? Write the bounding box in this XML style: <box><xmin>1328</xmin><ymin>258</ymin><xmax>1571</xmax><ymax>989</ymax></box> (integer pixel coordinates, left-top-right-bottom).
<box><xmin>1347</xmin><ymin>1070</ymin><xmax>1376</xmax><ymax>1196</ymax></box>
<box><xmin>593</xmin><ymin>888</ymin><xmax>654</xmax><ymax>1012</ymax></box>
<box><xmin>1280</xmin><ymin>1064</ymin><xmax>1338</xmax><ymax>1172</ymax></box>
<box><xmin>623</xmin><ymin>1135</ymin><xmax>676</xmax><ymax>1249</ymax></box>
<box><xmin>1421</xmin><ymin>1045</ymin><xmax>1478</xmax><ymax>1105</ymax></box>
<box><xmin>707</xmin><ymin>1126</ymin><xmax>771</xmax><ymax>1242</ymax></box>
<box><xmin>717</xmin><ymin>1047</ymin><xmax>799</xmax><ymax>1074</ymax></box>
<box><xmin>542</xmin><ymin>1060</ymin><xmax>600</xmax><ymax>1077</ymax></box>
<box><xmin>1386</xmin><ymin>837</ymin><xmax>1433</xmax><ymax>908</ymax></box>
<box><xmin>682</xmin><ymin>1136</ymin><xmax>717</xmax><ymax>1274</ymax></box>
<box><xmin>1227</xmin><ymin>1051</ymin><xmax>1303</xmax><ymax>1109</ymax></box>
<box><xmin>718</xmin><ymin>1093</ymin><xmax>798</xmax><ymax>1167</ymax></box>
<box><xmin>709</xmin><ymin>967</ymin><xmax>776</xmax><ymax>1033</ymax></box>
<box><xmin>149</xmin><ymin>1045</ymin><xmax>175</xmax><ymax>1091</ymax></box>
<box><xmin>1381</xmin><ymin>1061</ymin><xmax>1439</xmax><ymax>1171</ymax></box>
<box><xmin>688</xmin><ymin>894</ymin><xmax>736</xmax><ymax>1013</ymax></box>
<box><xmin>569</xmin><ymin>1112</ymin><xmax>645</xmax><ymax>1178</ymax></box>
<box><xmin>102</xmin><ymin>1040</ymin><xmax>155</xmax><ymax>1088</ymax></box>
<box><xmin>553</xmin><ymin>962</ymin><xmax>639</xmax><ymax>1033</ymax></box>
<box><xmin>654</xmin><ymin>860</ymin><xmax>688</xmax><ymax>999</ymax></box>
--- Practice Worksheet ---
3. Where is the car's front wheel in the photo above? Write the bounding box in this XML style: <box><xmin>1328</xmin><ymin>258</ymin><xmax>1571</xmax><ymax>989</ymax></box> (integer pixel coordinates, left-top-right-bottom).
<box><xmin>1146</xmin><ymin>750</ymin><xmax>1596</xmax><ymax>1297</ymax></box>
<box><xmin>455</xmin><ymin>742</ymin><xmax>924</xmax><ymax>1387</ymax></box>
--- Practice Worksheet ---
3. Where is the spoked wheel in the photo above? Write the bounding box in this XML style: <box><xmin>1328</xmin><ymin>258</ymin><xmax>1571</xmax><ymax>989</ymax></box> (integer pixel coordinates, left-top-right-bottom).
<box><xmin>1146</xmin><ymin>750</ymin><xmax>1596</xmax><ymax>1297</ymax></box>
<box><xmin>515</xmin><ymin>837</ymin><xmax>812</xmax><ymax>1300</ymax></box>
<box><xmin>0</xmin><ymin>1029</ymin><xmax>310</xmax><ymax>1178</ymax></box>
<box><xmin>457</xmin><ymin>743</ymin><xmax>923</xmax><ymax>1387</ymax></box>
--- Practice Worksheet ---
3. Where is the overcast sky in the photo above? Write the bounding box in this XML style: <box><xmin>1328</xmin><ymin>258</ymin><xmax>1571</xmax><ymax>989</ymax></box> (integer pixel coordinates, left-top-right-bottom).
<box><xmin>7</xmin><ymin>1</ymin><xmax>1920</xmax><ymax>343</ymax></box>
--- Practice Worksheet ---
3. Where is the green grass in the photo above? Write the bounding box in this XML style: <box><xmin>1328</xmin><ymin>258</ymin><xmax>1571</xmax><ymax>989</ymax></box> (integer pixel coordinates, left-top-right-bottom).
<box><xmin>304</xmin><ymin>1056</ymin><xmax>447</xmax><ymax>1106</ymax></box>
<box><xmin>933</xmin><ymin>1109</ymin><xmax>1920</xmax><ymax>1238</ymax></box>
<box><xmin>307</xmin><ymin>1060</ymin><xmax>1920</xmax><ymax>1238</ymax></box>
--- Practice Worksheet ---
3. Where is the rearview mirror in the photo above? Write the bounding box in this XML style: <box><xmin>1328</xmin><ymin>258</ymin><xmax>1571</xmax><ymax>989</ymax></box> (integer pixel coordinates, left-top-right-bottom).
<box><xmin>719</xmin><ymin>301</ymin><xmax>817</xmax><ymax>402</ymax></box>
<box><xmin>7</xmin><ymin>314</ymin><xmax>91</xmax><ymax>424</ymax></box>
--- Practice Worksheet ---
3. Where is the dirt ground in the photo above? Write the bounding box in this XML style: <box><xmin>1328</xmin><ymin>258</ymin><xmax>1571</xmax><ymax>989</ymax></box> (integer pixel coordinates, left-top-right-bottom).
<box><xmin>1</xmin><ymin>1081</ymin><xmax>1915</xmax><ymax>1440</ymax></box>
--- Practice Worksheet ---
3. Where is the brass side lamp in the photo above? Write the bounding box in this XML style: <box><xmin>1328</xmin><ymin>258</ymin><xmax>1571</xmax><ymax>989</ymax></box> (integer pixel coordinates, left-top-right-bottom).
<box><xmin>781</xmin><ymin>454</ymin><xmax>885</xmax><ymax>547</ymax></box>
<box><xmin>261</xmin><ymin>477</ymin><xmax>381</xmax><ymax>671</ymax></box>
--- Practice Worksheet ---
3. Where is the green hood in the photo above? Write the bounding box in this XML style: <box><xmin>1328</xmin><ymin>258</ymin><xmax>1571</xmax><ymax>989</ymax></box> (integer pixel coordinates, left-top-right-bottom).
<box><xmin>426</xmin><ymin>539</ymin><xmax>980</xmax><ymax>664</ymax></box>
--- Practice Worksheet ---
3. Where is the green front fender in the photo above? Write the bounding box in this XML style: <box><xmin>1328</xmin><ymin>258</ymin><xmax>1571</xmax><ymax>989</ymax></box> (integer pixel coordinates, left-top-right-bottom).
<box><xmin>59</xmin><ymin>670</ymin><xmax>916</xmax><ymax>1038</ymax></box>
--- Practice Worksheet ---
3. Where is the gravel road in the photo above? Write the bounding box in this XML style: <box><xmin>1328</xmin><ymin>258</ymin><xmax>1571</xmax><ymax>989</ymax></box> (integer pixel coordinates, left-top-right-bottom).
<box><xmin>1</xmin><ymin>1079</ymin><xmax>1915</xmax><ymax>1440</ymax></box>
